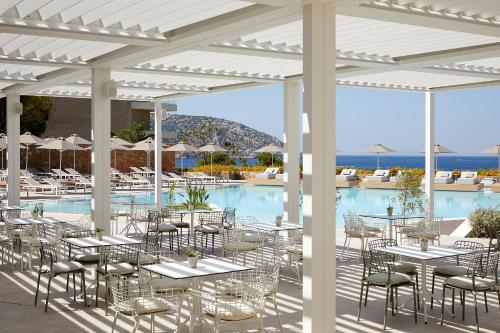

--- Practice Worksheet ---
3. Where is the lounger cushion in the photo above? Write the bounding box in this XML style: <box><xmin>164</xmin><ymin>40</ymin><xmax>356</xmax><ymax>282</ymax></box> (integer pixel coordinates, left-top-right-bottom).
<box><xmin>445</xmin><ymin>276</ymin><xmax>495</xmax><ymax>291</ymax></box>
<box><xmin>374</xmin><ymin>171</ymin><xmax>385</xmax><ymax>176</ymax></box>
<box><xmin>97</xmin><ymin>262</ymin><xmax>135</xmax><ymax>275</ymax></box>
<box><xmin>151</xmin><ymin>277</ymin><xmax>190</xmax><ymax>291</ymax></box>
<box><xmin>462</xmin><ymin>172</ymin><xmax>476</xmax><ymax>178</ymax></box>
<box><xmin>40</xmin><ymin>260</ymin><xmax>84</xmax><ymax>274</ymax></box>
<box><xmin>367</xmin><ymin>272</ymin><xmax>411</xmax><ymax>286</ymax></box>
<box><xmin>457</xmin><ymin>178</ymin><xmax>478</xmax><ymax>185</ymax></box>
<box><xmin>433</xmin><ymin>265</ymin><xmax>468</xmax><ymax>277</ymax></box>
<box><xmin>205</xmin><ymin>299</ymin><xmax>256</xmax><ymax>321</ymax></box>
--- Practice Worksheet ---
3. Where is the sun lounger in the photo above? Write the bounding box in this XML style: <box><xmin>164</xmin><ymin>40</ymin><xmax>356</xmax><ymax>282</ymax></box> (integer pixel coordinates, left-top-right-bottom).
<box><xmin>75</xmin><ymin>176</ymin><xmax>92</xmax><ymax>192</ymax></box>
<box><xmin>140</xmin><ymin>167</ymin><xmax>156</xmax><ymax>177</ymax></box>
<box><xmin>52</xmin><ymin>169</ymin><xmax>72</xmax><ymax>179</ymax></box>
<box><xmin>166</xmin><ymin>173</ymin><xmax>190</xmax><ymax>184</ymax></box>
<box><xmin>65</xmin><ymin>168</ymin><xmax>83</xmax><ymax>178</ymax></box>
<box><xmin>456</xmin><ymin>171</ymin><xmax>479</xmax><ymax>185</ymax></box>
<box><xmin>130</xmin><ymin>166</ymin><xmax>147</xmax><ymax>176</ymax></box>
<box><xmin>0</xmin><ymin>170</ymin><xmax>6</xmax><ymax>181</ymax></box>
<box><xmin>43</xmin><ymin>178</ymin><xmax>68</xmax><ymax>193</ymax></box>
<box><xmin>434</xmin><ymin>171</ymin><xmax>453</xmax><ymax>184</ymax></box>
<box><xmin>337</xmin><ymin>169</ymin><xmax>357</xmax><ymax>181</ymax></box>
<box><xmin>255</xmin><ymin>167</ymin><xmax>278</xmax><ymax>179</ymax></box>
<box><xmin>20</xmin><ymin>169</ymin><xmax>35</xmax><ymax>179</ymax></box>
<box><xmin>24</xmin><ymin>178</ymin><xmax>59</xmax><ymax>194</ymax></box>
<box><xmin>133</xmin><ymin>174</ymin><xmax>152</xmax><ymax>187</ymax></box>
<box><xmin>119</xmin><ymin>174</ymin><xmax>150</xmax><ymax>187</ymax></box>
<box><xmin>364</xmin><ymin>170</ymin><xmax>390</xmax><ymax>182</ymax></box>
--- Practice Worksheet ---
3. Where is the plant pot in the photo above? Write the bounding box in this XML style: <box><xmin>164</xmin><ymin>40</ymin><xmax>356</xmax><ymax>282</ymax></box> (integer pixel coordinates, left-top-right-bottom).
<box><xmin>276</xmin><ymin>218</ymin><xmax>282</xmax><ymax>227</ymax></box>
<box><xmin>386</xmin><ymin>207</ymin><xmax>393</xmax><ymax>216</ymax></box>
<box><xmin>187</xmin><ymin>256</ymin><xmax>198</xmax><ymax>268</ymax></box>
<box><xmin>188</xmin><ymin>204</ymin><xmax>194</xmax><ymax>211</ymax></box>
<box><xmin>31</xmin><ymin>212</ymin><xmax>39</xmax><ymax>219</ymax></box>
<box><xmin>96</xmin><ymin>232</ymin><xmax>103</xmax><ymax>241</ymax></box>
<box><xmin>420</xmin><ymin>239</ymin><xmax>428</xmax><ymax>251</ymax></box>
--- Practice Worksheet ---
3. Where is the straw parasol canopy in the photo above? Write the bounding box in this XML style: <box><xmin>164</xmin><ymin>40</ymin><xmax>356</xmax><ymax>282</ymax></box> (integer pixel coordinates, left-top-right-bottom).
<box><xmin>65</xmin><ymin>134</ymin><xmax>91</xmax><ymax>170</ymax></box>
<box><xmin>420</xmin><ymin>144</ymin><xmax>455</xmax><ymax>171</ymax></box>
<box><xmin>20</xmin><ymin>131</ymin><xmax>45</xmax><ymax>170</ymax></box>
<box><xmin>166</xmin><ymin>141</ymin><xmax>198</xmax><ymax>171</ymax></box>
<box><xmin>37</xmin><ymin>137</ymin><xmax>83</xmax><ymax>170</ymax></box>
<box><xmin>481</xmin><ymin>144</ymin><xmax>500</xmax><ymax>172</ymax></box>
<box><xmin>255</xmin><ymin>144</ymin><xmax>283</xmax><ymax>167</ymax></box>
<box><xmin>130</xmin><ymin>137</ymin><xmax>162</xmax><ymax>168</ymax></box>
<box><xmin>198</xmin><ymin>144</ymin><xmax>228</xmax><ymax>176</ymax></box>
<box><xmin>0</xmin><ymin>134</ymin><xmax>26</xmax><ymax>170</ymax></box>
<box><xmin>85</xmin><ymin>141</ymin><xmax>129</xmax><ymax>168</ymax></box>
<box><xmin>361</xmin><ymin>144</ymin><xmax>396</xmax><ymax>169</ymax></box>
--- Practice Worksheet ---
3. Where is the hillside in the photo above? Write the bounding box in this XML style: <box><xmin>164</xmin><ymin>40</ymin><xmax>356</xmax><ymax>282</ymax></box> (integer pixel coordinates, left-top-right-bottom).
<box><xmin>164</xmin><ymin>114</ymin><xmax>282</xmax><ymax>157</ymax></box>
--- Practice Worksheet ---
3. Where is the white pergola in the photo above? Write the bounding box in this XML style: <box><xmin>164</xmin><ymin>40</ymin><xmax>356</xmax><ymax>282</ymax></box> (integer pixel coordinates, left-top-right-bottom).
<box><xmin>3</xmin><ymin>0</ymin><xmax>500</xmax><ymax>331</ymax></box>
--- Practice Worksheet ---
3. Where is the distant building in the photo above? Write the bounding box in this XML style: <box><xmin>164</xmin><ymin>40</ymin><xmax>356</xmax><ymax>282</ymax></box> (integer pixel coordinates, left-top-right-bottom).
<box><xmin>148</xmin><ymin>112</ymin><xmax>179</xmax><ymax>144</ymax></box>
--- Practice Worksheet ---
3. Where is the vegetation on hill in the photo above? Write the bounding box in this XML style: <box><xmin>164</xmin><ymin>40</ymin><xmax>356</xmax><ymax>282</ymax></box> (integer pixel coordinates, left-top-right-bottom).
<box><xmin>112</xmin><ymin>122</ymin><xmax>148</xmax><ymax>143</ymax></box>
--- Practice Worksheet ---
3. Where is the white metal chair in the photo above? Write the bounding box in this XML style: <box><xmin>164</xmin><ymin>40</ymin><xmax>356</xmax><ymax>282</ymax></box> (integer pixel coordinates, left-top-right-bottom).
<box><xmin>220</xmin><ymin>226</ymin><xmax>258</xmax><ymax>265</ymax></box>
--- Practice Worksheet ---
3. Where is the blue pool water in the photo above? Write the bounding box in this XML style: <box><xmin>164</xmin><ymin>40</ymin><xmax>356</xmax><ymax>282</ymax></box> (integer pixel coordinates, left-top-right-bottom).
<box><xmin>22</xmin><ymin>186</ymin><xmax>500</xmax><ymax>225</ymax></box>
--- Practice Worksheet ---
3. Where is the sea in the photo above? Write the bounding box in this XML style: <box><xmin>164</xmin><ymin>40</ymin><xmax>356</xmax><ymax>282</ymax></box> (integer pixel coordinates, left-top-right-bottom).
<box><xmin>177</xmin><ymin>155</ymin><xmax>499</xmax><ymax>170</ymax></box>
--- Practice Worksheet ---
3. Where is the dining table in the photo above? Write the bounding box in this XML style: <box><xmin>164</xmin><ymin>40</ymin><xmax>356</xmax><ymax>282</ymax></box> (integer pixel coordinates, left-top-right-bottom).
<box><xmin>359</xmin><ymin>214</ymin><xmax>424</xmax><ymax>239</ymax></box>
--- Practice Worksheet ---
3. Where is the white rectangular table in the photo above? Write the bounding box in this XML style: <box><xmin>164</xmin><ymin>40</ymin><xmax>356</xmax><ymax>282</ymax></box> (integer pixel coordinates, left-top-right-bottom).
<box><xmin>359</xmin><ymin>214</ymin><xmax>424</xmax><ymax>239</ymax></box>
<box><xmin>379</xmin><ymin>245</ymin><xmax>475</xmax><ymax>323</ymax></box>
<box><xmin>7</xmin><ymin>217</ymin><xmax>65</xmax><ymax>225</ymax></box>
<box><xmin>242</xmin><ymin>222</ymin><xmax>303</xmax><ymax>233</ymax></box>
<box><xmin>60</xmin><ymin>235</ymin><xmax>142</xmax><ymax>248</ymax></box>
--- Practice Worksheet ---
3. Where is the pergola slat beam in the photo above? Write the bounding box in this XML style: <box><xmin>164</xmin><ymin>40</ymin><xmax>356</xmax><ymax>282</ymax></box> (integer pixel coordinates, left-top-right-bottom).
<box><xmin>0</xmin><ymin>16</ymin><xmax>166</xmax><ymax>46</ymax></box>
<box><xmin>67</xmin><ymin>79</ymin><xmax>210</xmax><ymax>94</ymax></box>
<box><xmin>0</xmin><ymin>54</ymin><xmax>87</xmax><ymax>68</ymax></box>
<box><xmin>2</xmin><ymin>68</ymin><xmax>88</xmax><ymax>94</ymax></box>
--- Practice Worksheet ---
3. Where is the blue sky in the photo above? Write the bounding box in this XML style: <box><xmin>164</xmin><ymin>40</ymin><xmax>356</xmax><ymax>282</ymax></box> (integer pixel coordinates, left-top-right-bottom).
<box><xmin>175</xmin><ymin>84</ymin><xmax>500</xmax><ymax>155</ymax></box>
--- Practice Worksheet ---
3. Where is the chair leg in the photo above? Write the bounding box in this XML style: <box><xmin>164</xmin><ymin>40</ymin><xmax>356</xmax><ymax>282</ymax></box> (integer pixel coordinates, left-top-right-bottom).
<box><xmin>132</xmin><ymin>316</ymin><xmax>141</xmax><ymax>333</ymax></box>
<box><xmin>430</xmin><ymin>273</ymin><xmax>435</xmax><ymax>309</ymax></box>
<box><xmin>415</xmin><ymin>272</ymin><xmax>420</xmax><ymax>310</ymax></box>
<box><xmin>95</xmin><ymin>271</ymin><xmax>100</xmax><ymax>307</ymax></box>
<box><xmin>412</xmin><ymin>283</ymin><xmax>417</xmax><ymax>323</ymax></box>
<box><xmin>473</xmin><ymin>292</ymin><xmax>479</xmax><ymax>333</ymax></box>
<box><xmin>462</xmin><ymin>290</ymin><xmax>466</xmax><ymax>321</ymax></box>
<box><xmin>390</xmin><ymin>287</ymin><xmax>395</xmax><ymax>316</ymax></box>
<box><xmin>484</xmin><ymin>291</ymin><xmax>488</xmax><ymax>313</ymax></box>
<box><xmin>273</xmin><ymin>295</ymin><xmax>283</xmax><ymax>332</ymax></box>
<box><xmin>73</xmin><ymin>273</ymin><xmax>76</xmax><ymax>302</ymax></box>
<box><xmin>441</xmin><ymin>285</ymin><xmax>446</xmax><ymax>325</ymax></box>
<box><xmin>364</xmin><ymin>285</ymin><xmax>370</xmax><ymax>306</ymax></box>
<box><xmin>151</xmin><ymin>313</ymin><xmax>155</xmax><ymax>333</ymax></box>
<box><xmin>112</xmin><ymin>311</ymin><xmax>118</xmax><ymax>333</ymax></box>
<box><xmin>176</xmin><ymin>230</ymin><xmax>180</xmax><ymax>254</ymax></box>
<box><xmin>357</xmin><ymin>283</ymin><xmax>364</xmax><ymax>320</ymax></box>
<box><xmin>34</xmin><ymin>271</ymin><xmax>42</xmax><ymax>306</ymax></box>
<box><xmin>452</xmin><ymin>288</ymin><xmax>455</xmax><ymax>316</ymax></box>
<box><xmin>105</xmin><ymin>277</ymin><xmax>109</xmax><ymax>315</ymax></box>
<box><xmin>341</xmin><ymin>236</ymin><xmax>348</xmax><ymax>261</ymax></box>
<box><xmin>45</xmin><ymin>275</ymin><xmax>52</xmax><ymax>313</ymax></box>
<box><xmin>384</xmin><ymin>287</ymin><xmax>390</xmax><ymax>330</ymax></box>
<box><xmin>82</xmin><ymin>271</ymin><xmax>87</xmax><ymax>307</ymax></box>
<box><xmin>211</xmin><ymin>233</ymin><xmax>215</xmax><ymax>254</ymax></box>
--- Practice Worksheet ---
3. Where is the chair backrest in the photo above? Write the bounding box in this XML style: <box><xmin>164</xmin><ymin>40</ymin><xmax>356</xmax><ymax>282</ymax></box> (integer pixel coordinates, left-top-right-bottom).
<box><xmin>141</xmin><ymin>231</ymin><xmax>160</xmax><ymax>253</ymax></box>
<box><xmin>39</xmin><ymin>242</ymin><xmax>60</xmax><ymax>265</ymax></box>
<box><xmin>223</xmin><ymin>207</ymin><xmax>236</xmax><ymax>227</ymax></box>
<box><xmin>343</xmin><ymin>213</ymin><xmax>365</xmax><ymax>233</ymax></box>
<box><xmin>368</xmin><ymin>238</ymin><xmax>398</xmax><ymax>250</ymax></box>
<box><xmin>25</xmin><ymin>178</ymin><xmax>43</xmax><ymax>187</ymax></box>
<box><xmin>198</xmin><ymin>211</ymin><xmax>224</xmax><ymax>226</ymax></box>
<box><xmin>340</xmin><ymin>169</ymin><xmax>356</xmax><ymax>176</ymax></box>
<box><xmin>466</xmin><ymin>250</ymin><xmax>499</xmax><ymax>282</ymax></box>
<box><xmin>361</xmin><ymin>250</ymin><xmax>396</xmax><ymax>280</ymax></box>
<box><xmin>453</xmin><ymin>240</ymin><xmax>484</xmax><ymax>266</ymax></box>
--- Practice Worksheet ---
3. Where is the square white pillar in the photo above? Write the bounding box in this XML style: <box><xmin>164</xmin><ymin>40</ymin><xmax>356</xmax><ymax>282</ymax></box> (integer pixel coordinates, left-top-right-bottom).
<box><xmin>6</xmin><ymin>94</ymin><xmax>21</xmax><ymax>206</ymax></box>
<box><xmin>424</xmin><ymin>91</ymin><xmax>435</xmax><ymax>215</ymax></box>
<box><xmin>302</xmin><ymin>3</ymin><xmax>336</xmax><ymax>332</ymax></box>
<box><xmin>283</xmin><ymin>80</ymin><xmax>301</xmax><ymax>224</ymax></box>
<box><xmin>154</xmin><ymin>101</ymin><xmax>163</xmax><ymax>208</ymax></box>
<box><xmin>91</xmin><ymin>68</ymin><xmax>111</xmax><ymax>234</ymax></box>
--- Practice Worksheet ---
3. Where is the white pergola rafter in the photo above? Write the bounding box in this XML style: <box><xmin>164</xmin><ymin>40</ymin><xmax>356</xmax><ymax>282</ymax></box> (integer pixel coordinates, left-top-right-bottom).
<box><xmin>0</xmin><ymin>15</ymin><xmax>166</xmax><ymax>46</ymax></box>
<box><xmin>0</xmin><ymin>52</ymin><xmax>87</xmax><ymax>68</ymax></box>
<box><xmin>336</xmin><ymin>79</ymin><xmax>428</xmax><ymax>91</ymax></box>
<box><xmin>31</xmin><ymin>89</ymin><xmax>156</xmax><ymax>101</ymax></box>
<box><xmin>68</xmin><ymin>79</ymin><xmax>210</xmax><ymax>94</ymax></box>
<box><xmin>0</xmin><ymin>71</ymin><xmax>38</xmax><ymax>84</ymax></box>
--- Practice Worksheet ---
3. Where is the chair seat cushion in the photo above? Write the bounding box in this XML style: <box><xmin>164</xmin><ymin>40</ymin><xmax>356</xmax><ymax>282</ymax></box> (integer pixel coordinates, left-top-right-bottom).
<box><xmin>433</xmin><ymin>265</ymin><xmax>468</xmax><ymax>277</ymax></box>
<box><xmin>129</xmin><ymin>296</ymin><xmax>171</xmax><ymax>315</ymax></box>
<box><xmin>445</xmin><ymin>276</ymin><xmax>496</xmax><ymax>291</ymax></box>
<box><xmin>151</xmin><ymin>277</ymin><xmax>190</xmax><ymax>291</ymax></box>
<box><xmin>149</xmin><ymin>223</ymin><xmax>177</xmax><ymax>233</ymax></box>
<box><xmin>223</xmin><ymin>241</ymin><xmax>258</xmax><ymax>252</ymax></box>
<box><xmin>367</xmin><ymin>272</ymin><xmax>411</xmax><ymax>286</ymax></box>
<box><xmin>194</xmin><ymin>224</ymin><xmax>220</xmax><ymax>234</ymax></box>
<box><xmin>242</xmin><ymin>234</ymin><xmax>267</xmax><ymax>244</ymax></box>
<box><xmin>205</xmin><ymin>299</ymin><xmax>257</xmax><ymax>321</ymax></box>
<box><xmin>121</xmin><ymin>253</ymin><xmax>158</xmax><ymax>265</ymax></box>
<box><xmin>97</xmin><ymin>262</ymin><xmax>135</xmax><ymax>275</ymax></box>
<box><xmin>40</xmin><ymin>260</ymin><xmax>84</xmax><ymax>274</ymax></box>
<box><xmin>394</xmin><ymin>262</ymin><xmax>417</xmax><ymax>274</ymax></box>
<box><xmin>0</xmin><ymin>234</ymin><xmax>9</xmax><ymax>243</ymax></box>
<box><xmin>172</xmin><ymin>222</ymin><xmax>190</xmax><ymax>228</ymax></box>
<box><xmin>72</xmin><ymin>252</ymin><xmax>100</xmax><ymax>263</ymax></box>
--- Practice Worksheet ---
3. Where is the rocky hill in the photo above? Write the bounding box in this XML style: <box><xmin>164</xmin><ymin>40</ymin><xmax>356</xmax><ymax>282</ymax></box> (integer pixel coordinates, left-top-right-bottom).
<box><xmin>164</xmin><ymin>114</ymin><xmax>282</xmax><ymax>157</ymax></box>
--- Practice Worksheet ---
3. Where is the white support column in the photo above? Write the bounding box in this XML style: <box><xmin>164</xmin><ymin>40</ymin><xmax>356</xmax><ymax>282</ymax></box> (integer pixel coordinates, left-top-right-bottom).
<box><xmin>283</xmin><ymin>80</ymin><xmax>301</xmax><ymax>224</ymax></box>
<box><xmin>154</xmin><ymin>101</ymin><xmax>163</xmax><ymax>208</ymax></box>
<box><xmin>91</xmin><ymin>68</ymin><xmax>111</xmax><ymax>234</ymax></box>
<box><xmin>302</xmin><ymin>3</ymin><xmax>336</xmax><ymax>333</ymax></box>
<box><xmin>6</xmin><ymin>94</ymin><xmax>21</xmax><ymax>206</ymax></box>
<box><xmin>424</xmin><ymin>91</ymin><xmax>435</xmax><ymax>215</ymax></box>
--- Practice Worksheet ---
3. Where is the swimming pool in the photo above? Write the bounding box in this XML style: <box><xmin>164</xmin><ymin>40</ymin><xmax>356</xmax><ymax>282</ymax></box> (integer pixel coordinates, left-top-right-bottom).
<box><xmin>22</xmin><ymin>186</ymin><xmax>500</xmax><ymax>225</ymax></box>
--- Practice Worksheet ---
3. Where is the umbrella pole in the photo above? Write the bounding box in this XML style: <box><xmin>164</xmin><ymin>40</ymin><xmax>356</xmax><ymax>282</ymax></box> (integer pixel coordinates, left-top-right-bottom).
<box><xmin>271</xmin><ymin>153</ymin><xmax>274</xmax><ymax>167</ymax></box>
<box><xmin>498</xmin><ymin>154</ymin><xmax>500</xmax><ymax>175</ymax></box>
<box><xmin>73</xmin><ymin>149</ymin><xmax>76</xmax><ymax>170</ymax></box>
<box><xmin>114</xmin><ymin>150</ymin><xmax>117</xmax><ymax>169</ymax></box>
<box><xmin>211</xmin><ymin>152</ymin><xmax>213</xmax><ymax>176</ymax></box>
<box><xmin>59</xmin><ymin>150</ymin><xmax>62</xmax><ymax>170</ymax></box>
<box><xmin>180</xmin><ymin>152</ymin><xmax>183</xmax><ymax>175</ymax></box>
<box><xmin>1</xmin><ymin>149</ymin><xmax>3</xmax><ymax>170</ymax></box>
<box><xmin>435</xmin><ymin>153</ymin><xmax>438</xmax><ymax>171</ymax></box>
<box><xmin>26</xmin><ymin>146</ymin><xmax>29</xmax><ymax>170</ymax></box>
<box><xmin>377</xmin><ymin>153</ymin><xmax>380</xmax><ymax>169</ymax></box>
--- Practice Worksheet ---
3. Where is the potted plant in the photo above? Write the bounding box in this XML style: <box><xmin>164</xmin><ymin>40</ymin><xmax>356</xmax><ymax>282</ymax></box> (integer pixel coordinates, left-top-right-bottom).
<box><xmin>386</xmin><ymin>200</ymin><xmax>394</xmax><ymax>217</ymax></box>
<box><xmin>186</xmin><ymin>248</ymin><xmax>199</xmax><ymax>268</ymax></box>
<box><xmin>275</xmin><ymin>214</ymin><xmax>283</xmax><ymax>226</ymax></box>
<box><xmin>95</xmin><ymin>228</ymin><xmax>105</xmax><ymax>241</ymax></box>
<box><xmin>420</xmin><ymin>236</ymin><xmax>429</xmax><ymax>251</ymax></box>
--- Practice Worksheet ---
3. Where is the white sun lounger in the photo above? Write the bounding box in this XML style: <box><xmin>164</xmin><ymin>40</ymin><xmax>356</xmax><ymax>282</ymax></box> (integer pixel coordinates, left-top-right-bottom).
<box><xmin>255</xmin><ymin>167</ymin><xmax>278</xmax><ymax>179</ymax></box>
<box><xmin>65</xmin><ymin>168</ymin><xmax>83</xmax><ymax>178</ymax></box>
<box><xmin>364</xmin><ymin>170</ymin><xmax>390</xmax><ymax>182</ymax></box>
<box><xmin>24</xmin><ymin>178</ymin><xmax>59</xmax><ymax>194</ymax></box>
<box><xmin>140</xmin><ymin>167</ymin><xmax>156</xmax><ymax>177</ymax></box>
<box><xmin>166</xmin><ymin>173</ymin><xmax>190</xmax><ymax>184</ymax></box>
<box><xmin>76</xmin><ymin>176</ymin><xmax>92</xmax><ymax>192</ymax></box>
<box><xmin>52</xmin><ymin>169</ymin><xmax>72</xmax><ymax>179</ymax></box>
<box><xmin>434</xmin><ymin>171</ymin><xmax>453</xmax><ymax>184</ymax></box>
<box><xmin>119</xmin><ymin>174</ymin><xmax>150</xmax><ymax>187</ymax></box>
<box><xmin>456</xmin><ymin>171</ymin><xmax>479</xmax><ymax>185</ymax></box>
<box><xmin>130</xmin><ymin>166</ymin><xmax>147</xmax><ymax>176</ymax></box>
<box><xmin>337</xmin><ymin>169</ymin><xmax>357</xmax><ymax>181</ymax></box>
<box><xmin>43</xmin><ymin>178</ymin><xmax>68</xmax><ymax>193</ymax></box>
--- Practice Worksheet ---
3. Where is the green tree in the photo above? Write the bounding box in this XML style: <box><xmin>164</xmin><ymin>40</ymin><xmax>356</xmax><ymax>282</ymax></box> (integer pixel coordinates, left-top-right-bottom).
<box><xmin>18</xmin><ymin>96</ymin><xmax>53</xmax><ymax>136</ymax></box>
<box><xmin>113</xmin><ymin>122</ymin><xmax>148</xmax><ymax>143</ymax></box>
<box><xmin>199</xmin><ymin>152</ymin><xmax>235</xmax><ymax>166</ymax></box>
<box><xmin>257</xmin><ymin>152</ymin><xmax>283</xmax><ymax>166</ymax></box>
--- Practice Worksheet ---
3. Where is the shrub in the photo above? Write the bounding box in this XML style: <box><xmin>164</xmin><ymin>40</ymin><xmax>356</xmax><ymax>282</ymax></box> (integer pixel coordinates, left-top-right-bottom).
<box><xmin>468</xmin><ymin>207</ymin><xmax>500</xmax><ymax>238</ymax></box>
<box><xmin>257</xmin><ymin>152</ymin><xmax>283</xmax><ymax>166</ymax></box>
<box><xmin>394</xmin><ymin>171</ymin><xmax>424</xmax><ymax>215</ymax></box>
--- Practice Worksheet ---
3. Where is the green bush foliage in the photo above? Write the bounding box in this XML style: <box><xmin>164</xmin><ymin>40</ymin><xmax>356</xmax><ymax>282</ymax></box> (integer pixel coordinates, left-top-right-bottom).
<box><xmin>468</xmin><ymin>207</ymin><xmax>500</xmax><ymax>238</ymax></box>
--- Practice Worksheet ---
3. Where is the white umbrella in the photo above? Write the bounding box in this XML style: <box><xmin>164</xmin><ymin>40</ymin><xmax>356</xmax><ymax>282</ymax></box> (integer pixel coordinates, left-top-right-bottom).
<box><xmin>85</xmin><ymin>141</ymin><xmax>129</xmax><ymax>168</ymax></box>
<box><xmin>0</xmin><ymin>134</ymin><xmax>26</xmax><ymax>170</ymax></box>
<box><xmin>166</xmin><ymin>141</ymin><xmax>198</xmax><ymax>171</ymax></box>
<box><xmin>66</xmin><ymin>134</ymin><xmax>91</xmax><ymax>171</ymax></box>
<box><xmin>362</xmin><ymin>144</ymin><xmax>396</xmax><ymax>169</ymax></box>
<box><xmin>481</xmin><ymin>144</ymin><xmax>500</xmax><ymax>173</ymax></box>
<box><xmin>421</xmin><ymin>144</ymin><xmax>455</xmax><ymax>171</ymax></box>
<box><xmin>20</xmin><ymin>131</ymin><xmax>45</xmax><ymax>170</ymax></box>
<box><xmin>131</xmin><ymin>137</ymin><xmax>160</xmax><ymax>168</ymax></box>
<box><xmin>255</xmin><ymin>144</ymin><xmax>283</xmax><ymax>167</ymax></box>
<box><xmin>198</xmin><ymin>144</ymin><xmax>228</xmax><ymax>176</ymax></box>
<box><xmin>37</xmin><ymin>137</ymin><xmax>84</xmax><ymax>170</ymax></box>
<box><xmin>111</xmin><ymin>136</ymin><xmax>133</xmax><ymax>147</ymax></box>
